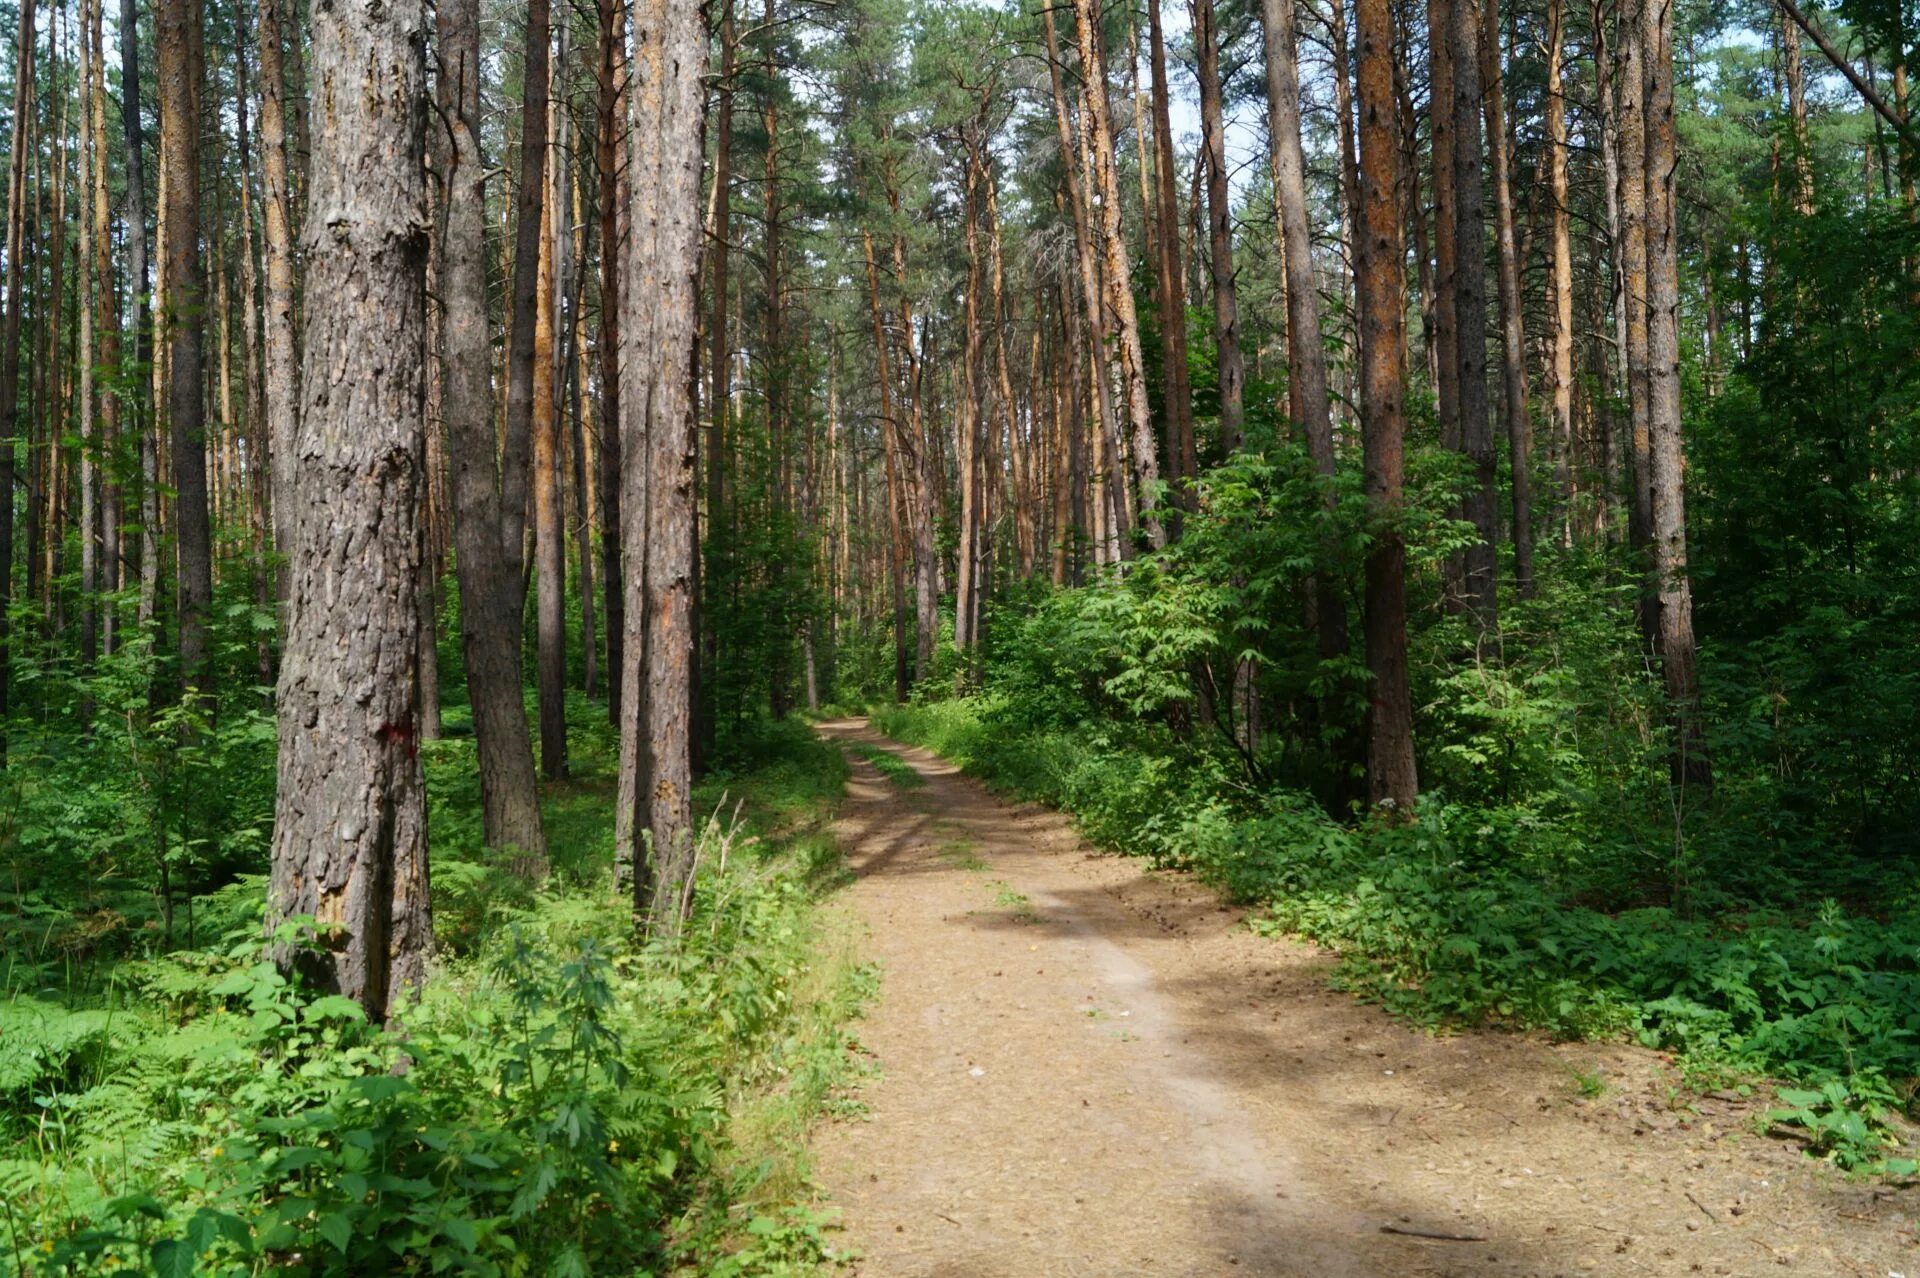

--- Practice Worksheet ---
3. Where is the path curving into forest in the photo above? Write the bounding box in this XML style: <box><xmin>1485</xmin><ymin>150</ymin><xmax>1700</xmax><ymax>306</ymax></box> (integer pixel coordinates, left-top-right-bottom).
<box><xmin>809</xmin><ymin>718</ymin><xmax>1913</xmax><ymax>1278</ymax></box>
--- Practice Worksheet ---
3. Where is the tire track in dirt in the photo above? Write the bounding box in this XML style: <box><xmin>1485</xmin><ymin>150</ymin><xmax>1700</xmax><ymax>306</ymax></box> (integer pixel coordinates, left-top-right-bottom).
<box><xmin>809</xmin><ymin>718</ymin><xmax>1914</xmax><ymax>1277</ymax></box>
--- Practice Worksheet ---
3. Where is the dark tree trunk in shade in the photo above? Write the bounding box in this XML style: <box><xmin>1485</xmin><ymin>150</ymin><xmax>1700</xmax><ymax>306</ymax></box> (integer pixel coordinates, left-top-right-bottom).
<box><xmin>158</xmin><ymin>0</ymin><xmax>213</xmax><ymax>688</ymax></box>
<box><xmin>1191</xmin><ymin>0</ymin><xmax>1244</xmax><ymax>454</ymax></box>
<box><xmin>0</xmin><ymin>0</ymin><xmax>35</xmax><ymax>763</ymax></box>
<box><xmin>270</xmin><ymin>0</ymin><xmax>432</xmax><ymax>1019</ymax></box>
<box><xmin>597</xmin><ymin>0</ymin><xmax>626</xmax><ymax>727</ymax></box>
<box><xmin>438</xmin><ymin>0</ymin><xmax>547</xmax><ymax>865</ymax></box>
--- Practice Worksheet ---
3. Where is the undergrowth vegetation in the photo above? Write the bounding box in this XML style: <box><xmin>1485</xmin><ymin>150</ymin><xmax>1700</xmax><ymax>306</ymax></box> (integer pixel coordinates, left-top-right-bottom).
<box><xmin>0</xmin><ymin>682</ymin><xmax>865</xmax><ymax>1276</ymax></box>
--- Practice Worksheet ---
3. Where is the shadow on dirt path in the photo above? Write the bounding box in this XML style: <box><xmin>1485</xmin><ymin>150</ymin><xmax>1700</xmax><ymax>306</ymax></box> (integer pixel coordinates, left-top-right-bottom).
<box><xmin>808</xmin><ymin>718</ymin><xmax>1913</xmax><ymax>1277</ymax></box>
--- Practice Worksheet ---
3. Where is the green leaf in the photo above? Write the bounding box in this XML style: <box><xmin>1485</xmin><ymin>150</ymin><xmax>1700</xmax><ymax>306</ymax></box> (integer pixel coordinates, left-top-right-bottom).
<box><xmin>150</xmin><ymin>1239</ymin><xmax>197</xmax><ymax>1278</ymax></box>
<box><xmin>319</xmin><ymin>1212</ymin><xmax>354</xmax><ymax>1254</ymax></box>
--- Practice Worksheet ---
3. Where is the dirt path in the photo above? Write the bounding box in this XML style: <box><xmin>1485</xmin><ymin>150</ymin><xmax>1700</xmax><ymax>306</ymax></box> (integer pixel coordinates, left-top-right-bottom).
<box><xmin>808</xmin><ymin>719</ymin><xmax>1915</xmax><ymax>1277</ymax></box>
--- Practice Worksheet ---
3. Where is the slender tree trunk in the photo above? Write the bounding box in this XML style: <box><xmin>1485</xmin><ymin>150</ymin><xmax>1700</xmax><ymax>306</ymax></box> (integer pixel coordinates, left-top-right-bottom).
<box><xmin>1358</xmin><ymin>0</ymin><xmax>1418</xmax><ymax>810</ymax></box>
<box><xmin>1146</xmin><ymin>0</ymin><xmax>1195</xmax><ymax>496</ymax></box>
<box><xmin>79</xmin><ymin>0</ymin><xmax>98</xmax><ymax>705</ymax></box>
<box><xmin>533</xmin><ymin>62</ymin><xmax>568</xmax><ymax>781</ymax></box>
<box><xmin>616</xmin><ymin>0</ymin><xmax>706</xmax><ymax>935</ymax></box>
<box><xmin>270</xmin><ymin>0</ymin><xmax>431</xmax><ymax>1019</ymax></box>
<box><xmin>234</xmin><ymin>28</ymin><xmax>273</xmax><ymax>687</ymax></box>
<box><xmin>258</xmin><ymin>0</ymin><xmax>297</xmax><ymax>575</ymax></box>
<box><xmin>1482</xmin><ymin>0</ymin><xmax>1532</xmax><ymax>596</ymax></box>
<box><xmin>439</xmin><ymin>0</ymin><xmax>546</xmax><ymax>864</ymax></box>
<box><xmin>1619</xmin><ymin>0</ymin><xmax>1655</xmax><ymax>637</ymax></box>
<box><xmin>1547</xmin><ymin>0</ymin><xmax>1575</xmax><ymax>543</ymax></box>
<box><xmin>864</xmin><ymin>229</ymin><xmax>911</xmax><ymax>701</ymax></box>
<box><xmin>158</xmin><ymin>0</ymin><xmax>213</xmax><ymax>689</ymax></box>
<box><xmin>1448</xmin><ymin>0</ymin><xmax>1497</xmax><ymax>631</ymax></box>
<box><xmin>1262</xmin><ymin>0</ymin><xmax>1346</xmax><ymax>663</ymax></box>
<box><xmin>0</xmin><ymin>0</ymin><xmax>34</xmax><ymax>756</ymax></box>
<box><xmin>1192</xmin><ymin>0</ymin><xmax>1245</xmax><ymax>454</ymax></box>
<box><xmin>504</xmin><ymin>0</ymin><xmax>551</xmax><ymax>614</ymax></box>
<box><xmin>1643</xmin><ymin>0</ymin><xmax>1709</xmax><ymax>789</ymax></box>
<box><xmin>598</xmin><ymin>0</ymin><xmax>626</xmax><ymax>726</ymax></box>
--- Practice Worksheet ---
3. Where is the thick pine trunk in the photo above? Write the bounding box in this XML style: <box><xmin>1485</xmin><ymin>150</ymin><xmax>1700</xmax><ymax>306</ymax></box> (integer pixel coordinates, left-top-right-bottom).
<box><xmin>616</xmin><ymin>0</ymin><xmax>705</xmax><ymax>933</ymax></box>
<box><xmin>270</xmin><ymin>0</ymin><xmax>432</xmax><ymax>1019</ymax></box>
<box><xmin>1358</xmin><ymin>0</ymin><xmax>1418</xmax><ymax>810</ymax></box>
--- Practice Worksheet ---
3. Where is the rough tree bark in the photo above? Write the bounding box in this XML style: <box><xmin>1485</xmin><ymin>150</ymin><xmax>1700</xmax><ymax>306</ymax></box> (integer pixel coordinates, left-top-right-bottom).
<box><xmin>1643</xmin><ymin>0</ymin><xmax>1710</xmax><ymax>789</ymax></box>
<box><xmin>1449</xmin><ymin>0</ymin><xmax>1497</xmax><ymax>632</ymax></box>
<box><xmin>1146</xmin><ymin>0</ymin><xmax>1195</xmax><ymax>495</ymax></box>
<box><xmin>615</xmin><ymin>0</ymin><xmax>706</xmax><ymax>935</ymax></box>
<box><xmin>270</xmin><ymin>0</ymin><xmax>432</xmax><ymax>1019</ymax></box>
<box><xmin>439</xmin><ymin>0</ymin><xmax>547</xmax><ymax>864</ymax></box>
<box><xmin>1043</xmin><ymin>3</ymin><xmax>1126</xmax><ymax>565</ymax></box>
<box><xmin>1357</xmin><ymin>0</ymin><xmax>1418</xmax><ymax>810</ymax></box>
<box><xmin>1070</xmin><ymin>0</ymin><xmax>1165</xmax><ymax>550</ymax></box>
<box><xmin>157</xmin><ymin>0</ymin><xmax>213</xmax><ymax>688</ymax></box>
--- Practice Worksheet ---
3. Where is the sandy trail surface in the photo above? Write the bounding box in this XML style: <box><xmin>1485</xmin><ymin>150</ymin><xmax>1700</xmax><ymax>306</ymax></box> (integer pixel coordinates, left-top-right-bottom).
<box><xmin>808</xmin><ymin>718</ymin><xmax>1915</xmax><ymax>1277</ymax></box>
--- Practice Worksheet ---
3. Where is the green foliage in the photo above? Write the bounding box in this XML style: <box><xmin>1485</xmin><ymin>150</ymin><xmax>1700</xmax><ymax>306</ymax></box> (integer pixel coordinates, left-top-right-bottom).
<box><xmin>0</xmin><ymin>714</ymin><xmax>864</xmax><ymax>1276</ymax></box>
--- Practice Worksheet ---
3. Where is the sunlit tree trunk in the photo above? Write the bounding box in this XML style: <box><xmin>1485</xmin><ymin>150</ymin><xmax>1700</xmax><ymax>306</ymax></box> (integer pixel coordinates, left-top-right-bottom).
<box><xmin>1358</xmin><ymin>0</ymin><xmax>1418</xmax><ymax>810</ymax></box>
<box><xmin>1547</xmin><ymin>0</ymin><xmax>1575</xmax><ymax>545</ymax></box>
<box><xmin>615</xmin><ymin>0</ymin><xmax>706</xmax><ymax>935</ymax></box>
<box><xmin>1043</xmin><ymin>4</ymin><xmax>1125</xmax><ymax>566</ymax></box>
<box><xmin>1071</xmin><ymin>0</ymin><xmax>1164</xmax><ymax>550</ymax></box>
<box><xmin>533</xmin><ymin>54</ymin><xmax>568</xmax><ymax>781</ymax></box>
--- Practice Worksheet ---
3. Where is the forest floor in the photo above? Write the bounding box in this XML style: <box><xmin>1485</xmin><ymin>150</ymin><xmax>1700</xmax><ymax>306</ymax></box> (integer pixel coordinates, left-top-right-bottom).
<box><xmin>808</xmin><ymin>717</ymin><xmax>1918</xmax><ymax>1278</ymax></box>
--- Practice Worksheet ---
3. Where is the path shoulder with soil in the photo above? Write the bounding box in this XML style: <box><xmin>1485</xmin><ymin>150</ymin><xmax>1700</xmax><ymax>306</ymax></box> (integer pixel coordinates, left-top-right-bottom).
<box><xmin>810</xmin><ymin>718</ymin><xmax>1911</xmax><ymax>1278</ymax></box>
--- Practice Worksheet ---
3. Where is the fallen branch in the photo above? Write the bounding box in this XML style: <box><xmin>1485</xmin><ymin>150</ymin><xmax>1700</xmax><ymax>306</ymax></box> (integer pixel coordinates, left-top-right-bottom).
<box><xmin>1380</xmin><ymin>1224</ymin><xmax>1489</xmax><ymax>1242</ymax></box>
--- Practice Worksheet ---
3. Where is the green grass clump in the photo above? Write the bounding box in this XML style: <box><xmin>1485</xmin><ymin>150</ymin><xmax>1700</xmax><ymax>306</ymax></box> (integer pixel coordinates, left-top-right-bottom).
<box><xmin>840</xmin><ymin>740</ymin><xmax>923</xmax><ymax>790</ymax></box>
